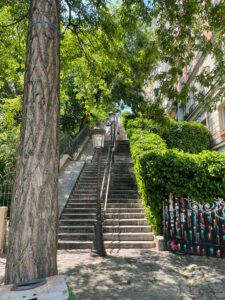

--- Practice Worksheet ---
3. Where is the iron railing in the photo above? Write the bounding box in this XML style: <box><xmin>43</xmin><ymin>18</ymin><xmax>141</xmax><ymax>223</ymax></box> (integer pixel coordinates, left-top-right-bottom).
<box><xmin>0</xmin><ymin>125</ymin><xmax>90</xmax><ymax>215</ymax></box>
<box><xmin>0</xmin><ymin>172</ymin><xmax>14</xmax><ymax>214</ymax></box>
<box><xmin>59</xmin><ymin>125</ymin><xmax>90</xmax><ymax>157</ymax></box>
<box><xmin>100</xmin><ymin>147</ymin><xmax>111</xmax><ymax>201</ymax></box>
<box><xmin>103</xmin><ymin>146</ymin><xmax>114</xmax><ymax>212</ymax></box>
<box><xmin>100</xmin><ymin>118</ymin><xmax>117</xmax><ymax>214</ymax></box>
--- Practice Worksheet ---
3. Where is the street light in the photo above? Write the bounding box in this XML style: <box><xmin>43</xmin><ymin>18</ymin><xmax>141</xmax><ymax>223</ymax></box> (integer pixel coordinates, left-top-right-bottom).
<box><xmin>108</xmin><ymin>111</ymin><xmax>115</xmax><ymax>146</ymax></box>
<box><xmin>90</xmin><ymin>126</ymin><xmax>107</xmax><ymax>257</ymax></box>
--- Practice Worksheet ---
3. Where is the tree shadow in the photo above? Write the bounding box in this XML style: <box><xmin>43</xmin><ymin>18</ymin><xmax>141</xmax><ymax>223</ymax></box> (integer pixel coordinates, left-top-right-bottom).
<box><xmin>59</xmin><ymin>249</ymin><xmax>225</xmax><ymax>300</ymax></box>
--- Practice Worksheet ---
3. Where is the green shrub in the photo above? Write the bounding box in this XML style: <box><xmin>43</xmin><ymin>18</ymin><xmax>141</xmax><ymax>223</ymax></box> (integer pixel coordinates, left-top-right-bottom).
<box><xmin>128</xmin><ymin>131</ymin><xmax>166</xmax><ymax>233</ymax></box>
<box><xmin>121</xmin><ymin>112</ymin><xmax>138</xmax><ymax>131</ymax></box>
<box><xmin>130</xmin><ymin>133</ymin><xmax>167</xmax><ymax>160</ymax></box>
<box><xmin>0</xmin><ymin>131</ymin><xmax>18</xmax><ymax>208</ymax></box>
<box><xmin>0</xmin><ymin>131</ymin><xmax>19</xmax><ymax>176</ymax></box>
<box><xmin>135</xmin><ymin>149</ymin><xmax>225</xmax><ymax>234</ymax></box>
<box><xmin>126</xmin><ymin>118</ymin><xmax>162</xmax><ymax>138</ymax></box>
<box><xmin>162</xmin><ymin>120</ymin><xmax>210</xmax><ymax>153</ymax></box>
<box><xmin>122</xmin><ymin>112</ymin><xmax>217</xmax><ymax>234</ymax></box>
<box><xmin>122</xmin><ymin>112</ymin><xmax>210</xmax><ymax>154</ymax></box>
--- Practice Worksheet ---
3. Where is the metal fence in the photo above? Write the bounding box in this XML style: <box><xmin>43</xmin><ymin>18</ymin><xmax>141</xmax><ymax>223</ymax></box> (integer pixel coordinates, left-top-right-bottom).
<box><xmin>0</xmin><ymin>126</ymin><xmax>90</xmax><ymax>214</ymax></box>
<box><xmin>0</xmin><ymin>173</ymin><xmax>14</xmax><ymax>215</ymax></box>
<box><xmin>59</xmin><ymin>125</ymin><xmax>90</xmax><ymax>157</ymax></box>
<box><xmin>164</xmin><ymin>194</ymin><xmax>225</xmax><ymax>258</ymax></box>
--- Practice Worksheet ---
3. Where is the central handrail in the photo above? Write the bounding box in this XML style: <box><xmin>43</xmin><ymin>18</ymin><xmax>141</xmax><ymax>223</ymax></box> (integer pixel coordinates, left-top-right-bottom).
<box><xmin>103</xmin><ymin>147</ymin><xmax>114</xmax><ymax>212</ymax></box>
<box><xmin>101</xmin><ymin>117</ymin><xmax>118</xmax><ymax>213</ymax></box>
<box><xmin>100</xmin><ymin>146</ymin><xmax>111</xmax><ymax>200</ymax></box>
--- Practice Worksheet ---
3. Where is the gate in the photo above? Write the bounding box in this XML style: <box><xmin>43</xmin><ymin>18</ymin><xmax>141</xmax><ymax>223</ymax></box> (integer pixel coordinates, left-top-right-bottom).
<box><xmin>164</xmin><ymin>194</ymin><xmax>225</xmax><ymax>258</ymax></box>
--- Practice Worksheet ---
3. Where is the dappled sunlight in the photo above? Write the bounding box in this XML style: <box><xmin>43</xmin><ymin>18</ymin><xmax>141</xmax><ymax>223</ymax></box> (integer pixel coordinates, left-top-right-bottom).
<box><xmin>57</xmin><ymin>250</ymin><xmax>225</xmax><ymax>299</ymax></box>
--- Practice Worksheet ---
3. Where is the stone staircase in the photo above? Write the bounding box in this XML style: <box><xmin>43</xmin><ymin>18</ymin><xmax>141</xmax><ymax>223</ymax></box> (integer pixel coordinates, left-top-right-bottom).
<box><xmin>58</xmin><ymin>138</ymin><xmax>155</xmax><ymax>249</ymax></box>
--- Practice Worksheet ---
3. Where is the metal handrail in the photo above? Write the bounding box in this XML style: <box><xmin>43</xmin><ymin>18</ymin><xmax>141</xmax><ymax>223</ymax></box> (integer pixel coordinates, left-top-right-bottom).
<box><xmin>100</xmin><ymin>146</ymin><xmax>111</xmax><ymax>200</ymax></box>
<box><xmin>103</xmin><ymin>147</ymin><xmax>114</xmax><ymax>212</ymax></box>
<box><xmin>102</xmin><ymin>118</ymin><xmax>117</xmax><ymax>213</ymax></box>
<box><xmin>59</xmin><ymin>125</ymin><xmax>90</xmax><ymax>157</ymax></box>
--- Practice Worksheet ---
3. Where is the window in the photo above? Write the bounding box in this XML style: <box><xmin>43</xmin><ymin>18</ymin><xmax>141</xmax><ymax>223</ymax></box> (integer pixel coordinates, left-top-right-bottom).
<box><xmin>223</xmin><ymin>106</ymin><xmax>225</xmax><ymax>130</ymax></box>
<box><xmin>218</xmin><ymin>103</ymin><xmax>225</xmax><ymax>136</ymax></box>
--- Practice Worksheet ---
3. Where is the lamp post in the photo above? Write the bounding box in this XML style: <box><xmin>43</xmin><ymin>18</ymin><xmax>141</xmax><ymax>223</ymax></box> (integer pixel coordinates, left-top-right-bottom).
<box><xmin>90</xmin><ymin>126</ymin><xmax>107</xmax><ymax>257</ymax></box>
<box><xmin>108</xmin><ymin>111</ymin><xmax>115</xmax><ymax>146</ymax></box>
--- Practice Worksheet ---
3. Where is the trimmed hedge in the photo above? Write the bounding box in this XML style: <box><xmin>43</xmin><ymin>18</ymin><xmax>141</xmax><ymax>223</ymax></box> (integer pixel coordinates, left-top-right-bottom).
<box><xmin>135</xmin><ymin>150</ymin><xmax>225</xmax><ymax>233</ymax></box>
<box><xmin>126</xmin><ymin>118</ymin><xmax>162</xmax><ymax>138</ymax></box>
<box><xmin>121</xmin><ymin>112</ymin><xmax>139</xmax><ymax>131</ymax></box>
<box><xmin>122</xmin><ymin>112</ymin><xmax>223</xmax><ymax>234</ymax></box>
<box><xmin>130</xmin><ymin>132</ymin><xmax>167</xmax><ymax>160</ymax></box>
<box><xmin>122</xmin><ymin>112</ymin><xmax>210</xmax><ymax>153</ymax></box>
<box><xmin>162</xmin><ymin>120</ymin><xmax>210</xmax><ymax>154</ymax></box>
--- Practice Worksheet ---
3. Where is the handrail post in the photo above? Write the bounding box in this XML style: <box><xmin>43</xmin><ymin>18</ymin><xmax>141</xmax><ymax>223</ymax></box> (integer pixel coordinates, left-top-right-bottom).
<box><xmin>91</xmin><ymin>147</ymin><xmax>106</xmax><ymax>257</ymax></box>
<box><xmin>100</xmin><ymin>146</ymin><xmax>111</xmax><ymax>200</ymax></box>
<box><xmin>103</xmin><ymin>119</ymin><xmax>118</xmax><ymax>213</ymax></box>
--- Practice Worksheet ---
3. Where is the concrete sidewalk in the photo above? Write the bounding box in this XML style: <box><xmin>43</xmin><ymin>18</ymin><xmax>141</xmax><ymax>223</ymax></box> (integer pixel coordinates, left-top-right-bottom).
<box><xmin>1</xmin><ymin>250</ymin><xmax>224</xmax><ymax>299</ymax></box>
<box><xmin>57</xmin><ymin>250</ymin><xmax>225</xmax><ymax>300</ymax></box>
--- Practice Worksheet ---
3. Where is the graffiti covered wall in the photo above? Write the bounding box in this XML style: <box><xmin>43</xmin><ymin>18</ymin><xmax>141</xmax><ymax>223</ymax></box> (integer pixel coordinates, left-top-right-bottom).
<box><xmin>164</xmin><ymin>195</ymin><xmax>225</xmax><ymax>258</ymax></box>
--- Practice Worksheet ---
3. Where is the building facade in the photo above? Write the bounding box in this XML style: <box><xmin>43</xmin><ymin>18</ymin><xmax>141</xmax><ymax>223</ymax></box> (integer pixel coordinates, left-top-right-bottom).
<box><xmin>176</xmin><ymin>50</ymin><xmax>225</xmax><ymax>153</ymax></box>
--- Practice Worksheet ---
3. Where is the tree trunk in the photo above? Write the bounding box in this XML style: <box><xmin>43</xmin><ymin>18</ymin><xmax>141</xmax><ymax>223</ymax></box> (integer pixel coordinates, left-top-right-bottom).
<box><xmin>5</xmin><ymin>0</ymin><xmax>60</xmax><ymax>284</ymax></box>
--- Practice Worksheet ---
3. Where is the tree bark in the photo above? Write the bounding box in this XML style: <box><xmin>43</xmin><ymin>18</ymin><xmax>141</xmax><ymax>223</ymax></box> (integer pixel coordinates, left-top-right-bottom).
<box><xmin>5</xmin><ymin>0</ymin><xmax>60</xmax><ymax>284</ymax></box>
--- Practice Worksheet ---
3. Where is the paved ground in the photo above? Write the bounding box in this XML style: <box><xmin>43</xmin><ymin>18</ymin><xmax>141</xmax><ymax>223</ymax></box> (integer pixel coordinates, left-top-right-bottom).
<box><xmin>1</xmin><ymin>249</ymin><xmax>225</xmax><ymax>299</ymax></box>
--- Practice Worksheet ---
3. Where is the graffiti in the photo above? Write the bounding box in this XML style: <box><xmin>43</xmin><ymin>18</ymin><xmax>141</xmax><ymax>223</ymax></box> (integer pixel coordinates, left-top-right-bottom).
<box><xmin>164</xmin><ymin>195</ymin><xmax>225</xmax><ymax>258</ymax></box>
<box><xmin>186</xmin><ymin>198</ymin><xmax>225</xmax><ymax>220</ymax></box>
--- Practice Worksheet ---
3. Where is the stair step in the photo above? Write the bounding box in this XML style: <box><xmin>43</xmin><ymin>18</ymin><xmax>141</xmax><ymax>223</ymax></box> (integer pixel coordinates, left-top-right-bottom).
<box><xmin>78</xmin><ymin>178</ymin><xmax>98</xmax><ymax>181</ymax></box>
<box><xmin>58</xmin><ymin>241</ymin><xmax>156</xmax><ymax>249</ymax></box>
<box><xmin>112</xmin><ymin>175</ymin><xmax>135</xmax><ymax>178</ymax></box>
<box><xmin>107</xmin><ymin>199</ymin><xmax>141</xmax><ymax>203</ymax></box>
<box><xmin>58</xmin><ymin>232</ymin><xmax>154</xmax><ymax>241</ymax></box>
<box><xmin>106</xmin><ymin>208</ymin><xmax>143</xmax><ymax>213</ymax></box>
<box><xmin>61</xmin><ymin>213</ymin><xmax>96</xmax><ymax>219</ymax></box>
<box><xmin>76</xmin><ymin>184</ymin><xmax>98</xmax><ymax>187</ymax></box>
<box><xmin>69</xmin><ymin>199</ymin><xmax>97</xmax><ymax>203</ymax></box>
<box><xmin>62</xmin><ymin>213</ymin><xmax>145</xmax><ymax>219</ymax></box>
<box><xmin>78</xmin><ymin>177</ymin><xmax>101</xmax><ymax>180</ymax></box>
<box><xmin>58</xmin><ymin>226</ymin><xmax>94</xmax><ymax>233</ymax></box>
<box><xmin>110</xmin><ymin>190</ymin><xmax>138</xmax><ymax>194</ymax></box>
<box><xmin>58</xmin><ymin>225</ymin><xmax>151</xmax><ymax>233</ymax></box>
<box><xmin>112</xmin><ymin>180</ymin><xmax>137</xmax><ymax>183</ymax></box>
<box><xmin>59</xmin><ymin>233</ymin><xmax>93</xmax><ymax>241</ymax></box>
<box><xmin>63</xmin><ymin>208</ymin><xmax>96</xmax><ymax>213</ymax></box>
<box><xmin>107</xmin><ymin>233</ymin><xmax>153</xmax><ymax>242</ymax></box>
<box><xmin>81</xmin><ymin>172</ymin><xmax>104</xmax><ymax>175</ymax></box>
<box><xmin>112</xmin><ymin>170</ymin><xmax>135</xmax><ymax>173</ymax></box>
<box><xmin>58</xmin><ymin>133</ymin><xmax>156</xmax><ymax>250</ymax></box>
<box><xmin>59</xmin><ymin>219</ymin><xmax>95</xmax><ymax>226</ymax></box>
<box><xmin>107</xmin><ymin>203</ymin><xmax>142</xmax><ymax>208</ymax></box>
<box><xmin>104</xmin><ymin>219</ymin><xmax>148</xmax><ymax>225</ymax></box>
<box><xmin>112</xmin><ymin>183</ymin><xmax>137</xmax><ymax>186</ymax></box>
<box><xmin>63</xmin><ymin>208</ymin><xmax>143</xmax><ymax>214</ymax></box>
<box><xmin>109</xmin><ymin>195</ymin><xmax>140</xmax><ymax>199</ymax></box>
<box><xmin>67</xmin><ymin>203</ymin><xmax>97</xmax><ymax>208</ymax></box>
<box><xmin>112</xmin><ymin>167</ymin><xmax>134</xmax><ymax>170</ymax></box>
<box><xmin>105</xmin><ymin>213</ymin><xmax>145</xmax><ymax>219</ymax></box>
<box><xmin>75</xmin><ymin>190</ymin><xmax>97</xmax><ymax>193</ymax></box>
<box><xmin>70</xmin><ymin>196</ymin><xmax>97</xmax><ymax>200</ymax></box>
<box><xmin>59</xmin><ymin>219</ymin><xmax>148</xmax><ymax>226</ymax></box>
<box><xmin>104</xmin><ymin>225</ymin><xmax>151</xmax><ymax>233</ymax></box>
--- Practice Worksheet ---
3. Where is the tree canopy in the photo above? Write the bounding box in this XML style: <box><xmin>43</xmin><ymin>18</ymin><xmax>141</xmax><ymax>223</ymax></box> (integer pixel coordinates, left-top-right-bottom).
<box><xmin>151</xmin><ymin>0</ymin><xmax>225</xmax><ymax>109</ymax></box>
<box><xmin>1</xmin><ymin>0</ymin><xmax>224</xmax><ymax>285</ymax></box>
<box><xmin>0</xmin><ymin>0</ymin><xmax>224</xmax><ymax>173</ymax></box>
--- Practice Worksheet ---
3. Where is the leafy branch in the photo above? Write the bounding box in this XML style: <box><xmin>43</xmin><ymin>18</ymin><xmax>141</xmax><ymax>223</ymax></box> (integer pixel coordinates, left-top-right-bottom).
<box><xmin>0</xmin><ymin>12</ymin><xmax>28</xmax><ymax>28</ymax></box>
